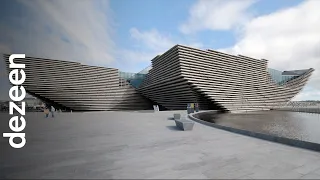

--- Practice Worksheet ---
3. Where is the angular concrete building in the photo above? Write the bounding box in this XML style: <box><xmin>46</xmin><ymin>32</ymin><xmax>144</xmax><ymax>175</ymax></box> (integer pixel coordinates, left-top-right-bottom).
<box><xmin>3</xmin><ymin>44</ymin><xmax>314</xmax><ymax>112</ymax></box>
<box><xmin>137</xmin><ymin>45</ymin><xmax>314</xmax><ymax>112</ymax></box>
<box><xmin>3</xmin><ymin>54</ymin><xmax>153</xmax><ymax>111</ymax></box>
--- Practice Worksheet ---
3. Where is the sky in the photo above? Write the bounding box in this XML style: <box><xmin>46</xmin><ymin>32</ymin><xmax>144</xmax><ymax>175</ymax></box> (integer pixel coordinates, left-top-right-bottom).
<box><xmin>0</xmin><ymin>0</ymin><xmax>319</xmax><ymax>101</ymax></box>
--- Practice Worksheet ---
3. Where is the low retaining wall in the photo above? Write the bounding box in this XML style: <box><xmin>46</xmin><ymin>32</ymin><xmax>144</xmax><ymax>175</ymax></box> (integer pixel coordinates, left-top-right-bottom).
<box><xmin>189</xmin><ymin>111</ymin><xmax>320</xmax><ymax>152</ymax></box>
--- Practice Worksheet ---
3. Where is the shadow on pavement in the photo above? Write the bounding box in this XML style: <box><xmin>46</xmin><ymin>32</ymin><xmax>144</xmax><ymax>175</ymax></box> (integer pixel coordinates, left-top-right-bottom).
<box><xmin>166</xmin><ymin>125</ymin><xmax>181</xmax><ymax>131</ymax></box>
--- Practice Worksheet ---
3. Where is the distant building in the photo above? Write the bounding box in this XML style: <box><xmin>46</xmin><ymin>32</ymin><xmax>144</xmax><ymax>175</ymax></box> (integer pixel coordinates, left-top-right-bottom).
<box><xmin>24</xmin><ymin>97</ymin><xmax>42</xmax><ymax>108</ymax></box>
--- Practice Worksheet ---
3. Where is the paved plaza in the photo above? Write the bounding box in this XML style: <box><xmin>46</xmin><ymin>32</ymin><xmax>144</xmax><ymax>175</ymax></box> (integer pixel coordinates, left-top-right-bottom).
<box><xmin>1</xmin><ymin>111</ymin><xmax>320</xmax><ymax>179</ymax></box>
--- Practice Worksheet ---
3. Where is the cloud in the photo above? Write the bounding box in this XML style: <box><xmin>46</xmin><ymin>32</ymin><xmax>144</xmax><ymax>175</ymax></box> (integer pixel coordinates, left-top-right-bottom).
<box><xmin>179</xmin><ymin>0</ymin><xmax>256</xmax><ymax>34</ymax></box>
<box><xmin>0</xmin><ymin>44</ymin><xmax>11</xmax><ymax>54</ymax></box>
<box><xmin>118</xmin><ymin>28</ymin><xmax>204</xmax><ymax>72</ymax></box>
<box><xmin>292</xmin><ymin>87</ymin><xmax>320</xmax><ymax>101</ymax></box>
<box><xmin>182</xmin><ymin>0</ymin><xmax>320</xmax><ymax>100</ymax></box>
<box><xmin>0</xmin><ymin>0</ymin><xmax>115</xmax><ymax>66</ymax></box>
<box><xmin>117</xmin><ymin>28</ymin><xmax>176</xmax><ymax>72</ymax></box>
<box><xmin>0</xmin><ymin>0</ymin><xmax>116</xmax><ymax>100</ymax></box>
<box><xmin>129</xmin><ymin>28</ymin><xmax>175</xmax><ymax>52</ymax></box>
<box><xmin>222</xmin><ymin>0</ymin><xmax>320</xmax><ymax>95</ymax></box>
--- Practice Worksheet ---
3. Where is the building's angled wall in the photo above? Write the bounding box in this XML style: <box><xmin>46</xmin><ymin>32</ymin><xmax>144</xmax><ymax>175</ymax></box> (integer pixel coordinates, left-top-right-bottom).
<box><xmin>138</xmin><ymin>44</ymin><xmax>313</xmax><ymax>112</ymax></box>
<box><xmin>176</xmin><ymin>45</ymin><xmax>314</xmax><ymax>111</ymax></box>
<box><xmin>3</xmin><ymin>54</ymin><xmax>152</xmax><ymax>111</ymax></box>
<box><xmin>137</xmin><ymin>46</ymin><xmax>227</xmax><ymax>111</ymax></box>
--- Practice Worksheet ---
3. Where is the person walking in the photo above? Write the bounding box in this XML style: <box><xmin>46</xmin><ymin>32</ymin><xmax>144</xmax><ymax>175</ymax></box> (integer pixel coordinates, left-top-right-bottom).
<box><xmin>195</xmin><ymin>103</ymin><xmax>199</xmax><ymax>112</ymax></box>
<box><xmin>51</xmin><ymin>106</ymin><xmax>55</xmax><ymax>118</ymax></box>
<box><xmin>44</xmin><ymin>107</ymin><xmax>49</xmax><ymax>118</ymax></box>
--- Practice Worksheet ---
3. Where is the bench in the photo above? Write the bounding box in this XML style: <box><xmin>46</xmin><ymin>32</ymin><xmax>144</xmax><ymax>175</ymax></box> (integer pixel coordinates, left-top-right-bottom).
<box><xmin>173</xmin><ymin>113</ymin><xmax>181</xmax><ymax>120</ymax></box>
<box><xmin>174</xmin><ymin>119</ymin><xmax>195</xmax><ymax>131</ymax></box>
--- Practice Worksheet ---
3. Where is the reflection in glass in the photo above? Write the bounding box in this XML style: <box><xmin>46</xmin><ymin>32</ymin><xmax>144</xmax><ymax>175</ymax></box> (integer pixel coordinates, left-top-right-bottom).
<box><xmin>119</xmin><ymin>65</ymin><xmax>152</xmax><ymax>88</ymax></box>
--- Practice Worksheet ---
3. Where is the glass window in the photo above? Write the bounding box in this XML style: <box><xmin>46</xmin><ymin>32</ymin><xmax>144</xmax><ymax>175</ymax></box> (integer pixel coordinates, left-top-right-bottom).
<box><xmin>267</xmin><ymin>68</ymin><xmax>299</xmax><ymax>86</ymax></box>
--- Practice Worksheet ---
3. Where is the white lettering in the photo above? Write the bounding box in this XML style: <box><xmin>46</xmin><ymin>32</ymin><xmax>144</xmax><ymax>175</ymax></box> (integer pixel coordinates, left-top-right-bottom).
<box><xmin>9</xmin><ymin>86</ymin><xmax>26</xmax><ymax>102</ymax></box>
<box><xmin>9</xmin><ymin>69</ymin><xmax>26</xmax><ymax>85</ymax></box>
<box><xmin>9</xmin><ymin>102</ymin><xmax>25</xmax><ymax>115</ymax></box>
<box><xmin>3</xmin><ymin>133</ymin><xmax>26</xmax><ymax>149</ymax></box>
<box><xmin>9</xmin><ymin>116</ymin><xmax>26</xmax><ymax>132</ymax></box>
<box><xmin>9</xmin><ymin>54</ymin><xmax>25</xmax><ymax>69</ymax></box>
<box><xmin>3</xmin><ymin>54</ymin><xmax>27</xmax><ymax>148</ymax></box>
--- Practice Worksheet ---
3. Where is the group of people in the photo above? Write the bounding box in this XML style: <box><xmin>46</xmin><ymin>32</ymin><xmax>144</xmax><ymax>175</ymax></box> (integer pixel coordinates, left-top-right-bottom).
<box><xmin>44</xmin><ymin>104</ymin><xmax>55</xmax><ymax>118</ymax></box>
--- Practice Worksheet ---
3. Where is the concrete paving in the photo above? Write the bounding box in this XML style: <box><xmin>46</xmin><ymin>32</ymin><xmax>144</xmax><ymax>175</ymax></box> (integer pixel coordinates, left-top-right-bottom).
<box><xmin>1</xmin><ymin>111</ymin><xmax>320</xmax><ymax>179</ymax></box>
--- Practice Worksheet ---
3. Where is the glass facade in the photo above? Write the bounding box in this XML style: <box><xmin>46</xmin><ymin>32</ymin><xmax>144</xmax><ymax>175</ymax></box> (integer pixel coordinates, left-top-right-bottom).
<box><xmin>121</xmin><ymin>66</ymin><xmax>302</xmax><ymax>88</ymax></box>
<box><xmin>119</xmin><ymin>65</ymin><xmax>152</xmax><ymax>88</ymax></box>
<box><xmin>267</xmin><ymin>68</ymin><xmax>300</xmax><ymax>86</ymax></box>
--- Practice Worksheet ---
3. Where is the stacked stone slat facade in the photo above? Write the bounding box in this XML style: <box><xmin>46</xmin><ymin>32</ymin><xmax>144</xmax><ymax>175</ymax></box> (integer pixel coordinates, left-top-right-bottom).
<box><xmin>3</xmin><ymin>54</ymin><xmax>152</xmax><ymax>111</ymax></box>
<box><xmin>138</xmin><ymin>45</ymin><xmax>313</xmax><ymax>111</ymax></box>
<box><xmin>3</xmin><ymin>44</ymin><xmax>313</xmax><ymax>112</ymax></box>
